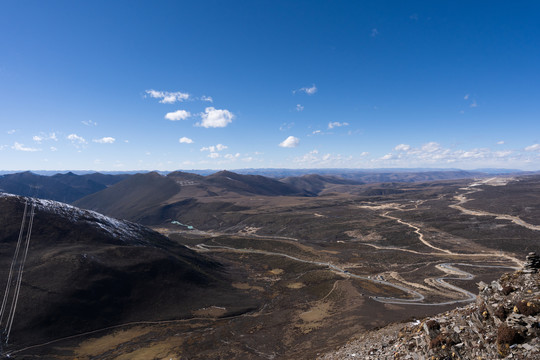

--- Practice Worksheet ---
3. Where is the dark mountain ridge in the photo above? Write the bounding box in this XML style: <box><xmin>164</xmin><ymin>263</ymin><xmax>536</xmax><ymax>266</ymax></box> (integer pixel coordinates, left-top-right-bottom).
<box><xmin>0</xmin><ymin>193</ymin><xmax>255</xmax><ymax>347</ymax></box>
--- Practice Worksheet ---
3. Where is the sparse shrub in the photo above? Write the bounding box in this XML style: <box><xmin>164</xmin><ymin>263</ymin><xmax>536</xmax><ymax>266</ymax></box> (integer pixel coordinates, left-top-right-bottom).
<box><xmin>426</xmin><ymin>319</ymin><xmax>440</xmax><ymax>331</ymax></box>
<box><xmin>429</xmin><ymin>333</ymin><xmax>455</xmax><ymax>349</ymax></box>
<box><xmin>497</xmin><ymin>324</ymin><xmax>523</xmax><ymax>356</ymax></box>
<box><xmin>502</xmin><ymin>285</ymin><xmax>515</xmax><ymax>295</ymax></box>
<box><xmin>514</xmin><ymin>299</ymin><xmax>540</xmax><ymax>316</ymax></box>
<box><xmin>494</xmin><ymin>305</ymin><xmax>508</xmax><ymax>320</ymax></box>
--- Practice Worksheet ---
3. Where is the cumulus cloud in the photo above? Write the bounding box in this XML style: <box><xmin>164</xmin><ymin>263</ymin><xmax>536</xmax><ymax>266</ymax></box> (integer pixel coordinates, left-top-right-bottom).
<box><xmin>145</xmin><ymin>89</ymin><xmax>190</xmax><ymax>104</ymax></box>
<box><xmin>208</xmin><ymin>152</ymin><xmax>220</xmax><ymax>159</ymax></box>
<box><xmin>328</xmin><ymin>121</ymin><xmax>349</xmax><ymax>129</ymax></box>
<box><xmin>179</xmin><ymin>137</ymin><xmax>194</xmax><ymax>144</ymax></box>
<box><xmin>279</xmin><ymin>136</ymin><xmax>300</xmax><ymax>148</ymax></box>
<box><xmin>525</xmin><ymin>144</ymin><xmax>540</xmax><ymax>151</ymax></box>
<box><xmin>93</xmin><ymin>137</ymin><xmax>116</xmax><ymax>144</ymax></box>
<box><xmin>200</xmin><ymin>95</ymin><xmax>213</xmax><ymax>102</ymax></box>
<box><xmin>197</xmin><ymin>107</ymin><xmax>234</xmax><ymax>128</ymax></box>
<box><xmin>294</xmin><ymin>84</ymin><xmax>317</xmax><ymax>95</ymax></box>
<box><xmin>12</xmin><ymin>142</ymin><xmax>40</xmax><ymax>152</ymax></box>
<box><xmin>394</xmin><ymin>144</ymin><xmax>411</xmax><ymax>151</ymax></box>
<box><xmin>201</xmin><ymin>144</ymin><xmax>228</xmax><ymax>152</ymax></box>
<box><xmin>165</xmin><ymin>110</ymin><xmax>191</xmax><ymax>121</ymax></box>
<box><xmin>67</xmin><ymin>134</ymin><xmax>87</xmax><ymax>144</ymax></box>
<box><xmin>296</xmin><ymin>104</ymin><xmax>304</xmax><ymax>112</ymax></box>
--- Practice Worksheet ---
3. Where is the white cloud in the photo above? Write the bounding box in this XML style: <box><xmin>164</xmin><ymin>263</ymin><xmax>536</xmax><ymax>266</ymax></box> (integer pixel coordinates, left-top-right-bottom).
<box><xmin>82</xmin><ymin>120</ymin><xmax>98</xmax><ymax>126</ymax></box>
<box><xmin>381</xmin><ymin>153</ymin><xmax>393</xmax><ymax>160</ymax></box>
<box><xmin>200</xmin><ymin>95</ymin><xmax>213</xmax><ymax>102</ymax></box>
<box><xmin>50</xmin><ymin>146</ymin><xmax>57</xmax><ymax>152</ymax></box>
<box><xmin>197</xmin><ymin>107</ymin><xmax>234</xmax><ymax>128</ymax></box>
<box><xmin>470</xmin><ymin>100</ymin><xmax>478</xmax><ymax>108</ymax></box>
<box><xmin>525</xmin><ymin>144</ymin><xmax>540</xmax><ymax>151</ymax></box>
<box><xmin>208</xmin><ymin>152</ymin><xmax>220</xmax><ymax>159</ymax></box>
<box><xmin>421</xmin><ymin>142</ymin><xmax>441</xmax><ymax>153</ymax></box>
<box><xmin>464</xmin><ymin>94</ymin><xmax>469</xmax><ymax>100</ymax></box>
<box><xmin>93</xmin><ymin>137</ymin><xmax>116</xmax><ymax>144</ymax></box>
<box><xmin>165</xmin><ymin>110</ymin><xmax>191</xmax><ymax>121</ymax></box>
<box><xmin>7</xmin><ymin>129</ymin><xmax>16</xmax><ymax>135</ymax></box>
<box><xmin>328</xmin><ymin>121</ymin><xmax>349</xmax><ymax>129</ymax></box>
<box><xmin>294</xmin><ymin>84</ymin><xmax>317</xmax><ymax>95</ymax></box>
<box><xmin>296</xmin><ymin>104</ymin><xmax>304</xmax><ymax>111</ymax></box>
<box><xmin>32</xmin><ymin>132</ymin><xmax>57</xmax><ymax>143</ymax></box>
<box><xmin>201</xmin><ymin>144</ymin><xmax>228</xmax><ymax>152</ymax></box>
<box><xmin>279</xmin><ymin>136</ymin><xmax>300</xmax><ymax>148</ymax></box>
<box><xmin>497</xmin><ymin>140</ymin><xmax>505</xmax><ymax>145</ymax></box>
<box><xmin>371</xmin><ymin>28</ymin><xmax>379</xmax><ymax>37</ymax></box>
<box><xmin>312</xmin><ymin>130</ymin><xmax>322</xmax><ymax>135</ymax></box>
<box><xmin>145</xmin><ymin>89</ymin><xmax>190</xmax><ymax>104</ymax></box>
<box><xmin>12</xmin><ymin>142</ymin><xmax>40</xmax><ymax>152</ymax></box>
<box><xmin>179</xmin><ymin>137</ymin><xmax>194</xmax><ymax>144</ymax></box>
<box><xmin>224</xmin><ymin>153</ymin><xmax>241</xmax><ymax>160</ymax></box>
<box><xmin>394</xmin><ymin>144</ymin><xmax>411</xmax><ymax>152</ymax></box>
<box><xmin>67</xmin><ymin>134</ymin><xmax>87</xmax><ymax>144</ymax></box>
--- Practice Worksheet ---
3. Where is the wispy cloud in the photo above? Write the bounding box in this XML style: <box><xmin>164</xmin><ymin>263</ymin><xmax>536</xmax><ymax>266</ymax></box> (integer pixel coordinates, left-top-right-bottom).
<box><xmin>145</xmin><ymin>89</ymin><xmax>190</xmax><ymax>104</ymax></box>
<box><xmin>12</xmin><ymin>142</ymin><xmax>40</xmax><ymax>152</ymax></box>
<box><xmin>525</xmin><ymin>144</ymin><xmax>540</xmax><ymax>152</ymax></box>
<box><xmin>82</xmin><ymin>120</ymin><xmax>98</xmax><ymax>126</ymax></box>
<box><xmin>497</xmin><ymin>140</ymin><xmax>505</xmax><ymax>145</ymax></box>
<box><xmin>197</xmin><ymin>107</ymin><xmax>234</xmax><ymax>128</ymax></box>
<box><xmin>279</xmin><ymin>136</ymin><xmax>300</xmax><ymax>148</ymax></box>
<box><xmin>179</xmin><ymin>137</ymin><xmax>194</xmax><ymax>144</ymax></box>
<box><xmin>280</xmin><ymin>122</ymin><xmax>294</xmax><ymax>131</ymax></box>
<box><xmin>394</xmin><ymin>144</ymin><xmax>411</xmax><ymax>151</ymax></box>
<box><xmin>7</xmin><ymin>129</ymin><xmax>16</xmax><ymax>135</ymax></box>
<box><xmin>469</xmin><ymin>100</ymin><xmax>478</xmax><ymax>108</ymax></box>
<box><xmin>464</xmin><ymin>94</ymin><xmax>469</xmax><ymax>100</ymax></box>
<box><xmin>201</xmin><ymin>144</ymin><xmax>228</xmax><ymax>152</ymax></box>
<box><xmin>328</xmin><ymin>121</ymin><xmax>349</xmax><ymax>129</ymax></box>
<box><xmin>93</xmin><ymin>137</ymin><xmax>115</xmax><ymax>144</ymax></box>
<box><xmin>32</xmin><ymin>132</ymin><xmax>58</xmax><ymax>143</ymax></box>
<box><xmin>370</xmin><ymin>28</ymin><xmax>379</xmax><ymax>37</ymax></box>
<box><xmin>165</xmin><ymin>110</ymin><xmax>191</xmax><ymax>121</ymax></box>
<box><xmin>296</xmin><ymin>104</ymin><xmax>304</xmax><ymax>112</ymax></box>
<box><xmin>293</xmin><ymin>84</ymin><xmax>317</xmax><ymax>95</ymax></box>
<box><xmin>200</xmin><ymin>95</ymin><xmax>213</xmax><ymax>103</ymax></box>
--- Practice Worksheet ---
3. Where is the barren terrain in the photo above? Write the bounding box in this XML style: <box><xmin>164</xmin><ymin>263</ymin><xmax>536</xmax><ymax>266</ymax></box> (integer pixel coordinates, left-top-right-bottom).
<box><xmin>5</xmin><ymin>174</ymin><xmax>540</xmax><ymax>359</ymax></box>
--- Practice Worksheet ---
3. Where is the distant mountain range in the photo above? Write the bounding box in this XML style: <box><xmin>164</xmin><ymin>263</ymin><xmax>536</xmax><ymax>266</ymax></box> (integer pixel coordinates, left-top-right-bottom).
<box><xmin>0</xmin><ymin>168</ymin><xmax>523</xmax><ymax>204</ymax></box>
<box><xmin>0</xmin><ymin>171</ymin><xmax>129</xmax><ymax>203</ymax></box>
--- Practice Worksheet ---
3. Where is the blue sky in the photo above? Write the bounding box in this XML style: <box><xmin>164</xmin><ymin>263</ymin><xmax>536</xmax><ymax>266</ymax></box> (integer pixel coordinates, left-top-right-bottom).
<box><xmin>1</xmin><ymin>1</ymin><xmax>539</xmax><ymax>171</ymax></box>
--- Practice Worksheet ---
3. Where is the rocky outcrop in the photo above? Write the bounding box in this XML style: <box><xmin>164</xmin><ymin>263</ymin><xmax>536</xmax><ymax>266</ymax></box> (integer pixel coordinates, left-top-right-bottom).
<box><xmin>320</xmin><ymin>258</ymin><xmax>540</xmax><ymax>359</ymax></box>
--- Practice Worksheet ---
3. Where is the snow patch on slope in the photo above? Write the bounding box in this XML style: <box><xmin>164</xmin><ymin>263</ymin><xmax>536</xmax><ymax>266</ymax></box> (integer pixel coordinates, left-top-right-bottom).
<box><xmin>1</xmin><ymin>192</ymin><xmax>152</xmax><ymax>245</ymax></box>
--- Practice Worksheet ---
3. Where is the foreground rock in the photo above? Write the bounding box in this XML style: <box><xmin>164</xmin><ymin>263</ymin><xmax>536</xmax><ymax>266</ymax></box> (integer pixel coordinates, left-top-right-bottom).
<box><xmin>320</xmin><ymin>256</ymin><xmax>540</xmax><ymax>359</ymax></box>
